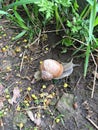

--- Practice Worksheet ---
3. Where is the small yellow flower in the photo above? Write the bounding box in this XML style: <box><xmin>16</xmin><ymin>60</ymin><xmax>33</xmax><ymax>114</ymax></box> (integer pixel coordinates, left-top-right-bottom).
<box><xmin>19</xmin><ymin>123</ymin><xmax>24</xmax><ymax>128</ymax></box>
<box><xmin>3</xmin><ymin>112</ymin><xmax>7</xmax><ymax>115</ymax></box>
<box><xmin>47</xmin><ymin>94</ymin><xmax>53</xmax><ymax>99</ymax></box>
<box><xmin>0</xmin><ymin>36</ymin><xmax>2</xmax><ymax>39</ymax></box>
<box><xmin>2</xmin><ymin>47</ymin><xmax>6</xmax><ymax>52</ymax></box>
<box><xmin>6</xmin><ymin>66</ymin><xmax>12</xmax><ymax>71</ymax></box>
<box><xmin>40</xmin><ymin>61</ymin><xmax>43</xmax><ymax>64</ymax></box>
<box><xmin>24</xmin><ymin>45</ymin><xmax>28</xmax><ymax>48</ymax></box>
<box><xmin>11</xmin><ymin>37</ymin><xmax>15</xmax><ymax>40</ymax></box>
<box><xmin>40</xmin><ymin>93</ymin><xmax>48</xmax><ymax>98</ymax></box>
<box><xmin>3</xmin><ymin>33</ymin><xmax>7</xmax><ymax>37</ymax></box>
<box><xmin>15</xmin><ymin>46</ymin><xmax>21</xmax><ymax>53</ymax></box>
<box><xmin>36</xmin><ymin>112</ymin><xmax>41</xmax><ymax>118</ymax></box>
<box><xmin>55</xmin><ymin>118</ymin><xmax>60</xmax><ymax>123</ymax></box>
<box><xmin>6</xmin><ymin>95</ymin><xmax>10</xmax><ymax>99</ymax></box>
<box><xmin>5</xmin><ymin>45</ymin><xmax>9</xmax><ymax>49</ymax></box>
<box><xmin>45</xmin><ymin>47</ymin><xmax>49</xmax><ymax>51</ymax></box>
<box><xmin>24</xmin><ymin>56</ymin><xmax>28</xmax><ymax>59</ymax></box>
<box><xmin>42</xmin><ymin>85</ymin><xmax>46</xmax><ymax>89</ymax></box>
<box><xmin>8</xmin><ymin>99</ymin><xmax>11</xmax><ymax>102</ymax></box>
<box><xmin>20</xmin><ymin>88</ymin><xmax>23</xmax><ymax>92</ymax></box>
<box><xmin>40</xmin><ymin>93</ymin><xmax>44</xmax><ymax>98</ymax></box>
<box><xmin>17</xmin><ymin>41</ymin><xmax>20</xmax><ymax>44</ymax></box>
<box><xmin>31</xmin><ymin>94</ymin><xmax>38</xmax><ymax>100</ymax></box>
<box><xmin>5</xmin><ymin>89</ymin><xmax>9</xmax><ymax>94</ymax></box>
<box><xmin>64</xmin><ymin>83</ymin><xmax>68</xmax><ymax>88</ymax></box>
<box><xmin>18</xmin><ymin>81</ymin><xmax>22</xmax><ymax>84</ymax></box>
<box><xmin>52</xmin><ymin>92</ymin><xmax>55</xmax><ymax>96</ymax></box>
<box><xmin>5</xmin><ymin>108</ymin><xmax>8</xmax><ymax>111</ymax></box>
<box><xmin>26</xmin><ymin>103</ymin><xmax>30</xmax><ymax>107</ymax></box>
<box><xmin>44</xmin><ymin>99</ymin><xmax>47</xmax><ymax>105</ymax></box>
<box><xmin>23</xmin><ymin>39</ymin><xmax>27</xmax><ymax>42</ymax></box>
<box><xmin>27</xmin><ymin>87</ymin><xmax>31</xmax><ymax>91</ymax></box>
<box><xmin>3</xmin><ymin>60</ymin><xmax>6</xmax><ymax>63</ymax></box>
<box><xmin>24</xmin><ymin>100</ymin><xmax>28</xmax><ymax>104</ymax></box>
<box><xmin>16</xmin><ymin>106</ymin><xmax>21</xmax><ymax>111</ymax></box>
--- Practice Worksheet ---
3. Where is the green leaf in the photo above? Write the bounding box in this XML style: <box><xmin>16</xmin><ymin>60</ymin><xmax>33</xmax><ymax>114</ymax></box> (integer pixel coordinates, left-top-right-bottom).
<box><xmin>96</xmin><ymin>3</ymin><xmax>98</xmax><ymax>12</ymax></box>
<box><xmin>94</xmin><ymin>16</ymin><xmax>98</xmax><ymax>26</ymax></box>
<box><xmin>88</xmin><ymin>0</ymin><xmax>97</xmax><ymax>42</ymax></box>
<box><xmin>62</xmin><ymin>38</ymin><xmax>73</xmax><ymax>46</ymax></box>
<box><xmin>0</xmin><ymin>10</ymin><xmax>8</xmax><ymax>15</ymax></box>
<box><xmin>4</xmin><ymin>0</ymin><xmax>39</xmax><ymax>9</ymax></box>
<box><xmin>14</xmin><ymin>11</ymin><xmax>25</xmax><ymax>23</ymax></box>
<box><xmin>13</xmin><ymin>30</ymin><xmax>27</xmax><ymax>40</ymax></box>
<box><xmin>74</xmin><ymin>0</ymin><xmax>79</xmax><ymax>11</ymax></box>
<box><xmin>86</xmin><ymin>0</ymin><xmax>94</xmax><ymax>6</ymax></box>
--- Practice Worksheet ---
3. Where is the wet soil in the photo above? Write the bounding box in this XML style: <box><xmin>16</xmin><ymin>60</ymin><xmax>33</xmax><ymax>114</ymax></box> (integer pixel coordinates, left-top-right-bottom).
<box><xmin>0</xmin><ymin>19</ymin><xmax>98</xmax><ymax>130</ymax></box>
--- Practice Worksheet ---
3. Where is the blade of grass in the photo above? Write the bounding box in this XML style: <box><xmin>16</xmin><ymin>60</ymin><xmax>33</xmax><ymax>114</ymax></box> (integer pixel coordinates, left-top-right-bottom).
<box><xmin>94</xmin><ymin>16</ymin><xmax>98</xmax><ymax>26</ymax></box>
<box><xmin>84</xmin><ymin>0</ymin><xmax>97</xmax><ymax>77</ymax></box>
<box><xmin>23</xmin><ymin>4</ymin><xmax>34</xmax><ymax>24</ymax></box>
<box><xmin>14</xmin><ymin>11</ymin><xmax>25</xmax><ymax>23</ymax></box>
<box><xmin>72</xmin><ymin>44</ymin><xmax>85</xmax><ymax>55</ymax></box>
<box><xmin>80</xmin><ymin>4</ymin><xmax>90</xmax><ymax>19</ymax></box>
<box><xmin>88</xmin><ymin>0</ymin><xmax>97</xmax><ymax>42</ymax></box>
<box><xmin>84</xmin><ymin>44</ymin><xmax>90</xmax><ymax>77</ymax></box>
<box><xmin>13</xmin><ymin>30</ymin><xmax>27</xmax><ymax>40</ymax></box>
<box><xmin>4</xmin><ymin>0</ymin><xmax>39</xmax><ymax>10</ymax></box>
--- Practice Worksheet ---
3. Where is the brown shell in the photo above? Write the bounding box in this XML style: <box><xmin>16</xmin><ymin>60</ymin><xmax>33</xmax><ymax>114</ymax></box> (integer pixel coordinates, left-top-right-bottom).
<box><xmin>40</xmin><ymin>59</ymin><xmax>63</xmax><ymax>80</ymax></box>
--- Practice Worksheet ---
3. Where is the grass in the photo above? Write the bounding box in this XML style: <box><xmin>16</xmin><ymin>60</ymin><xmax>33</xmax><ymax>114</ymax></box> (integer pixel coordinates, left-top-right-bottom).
<box><xmin>0</xmin><ymin>0</ymin><xmax>98</xmax><ymax>76</ymax></box>
<box><xmin>84</xmin><ymin>0</ymin><xmax>98</xmax><ymax>77</ymax></box>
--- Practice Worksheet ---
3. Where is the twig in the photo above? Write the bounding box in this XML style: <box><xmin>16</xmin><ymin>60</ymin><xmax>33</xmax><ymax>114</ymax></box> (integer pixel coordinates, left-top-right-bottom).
<box><xmin>22</xmin><ymin>106</ymin><xmax>46</xmax><ymax>111</ymax></box>
<box><xmin>59</xmin><ymin>20</ymin><xmax>66</xmax><ymax>32</ymax></box>
<box><xmin>91</xmin><ymin>53</ymin><xmax>97</xmax><ymax>98</ymax></box>
<box><xmin>20</xmin><ymin>51</ymin><xmax>25</xmax><ymax>72</ymax></box>
<box><xmin>63</xmin><ymin>35</ymin><xmax>87</xmax><ymax>46</ymax></box>
<box><xmin>28</xmin><ymin>30</ymin><xmax>41</xmax><ymax>47</ymax></box>
<box><xmin>42</xmin><ymin>29</ymin><xmax>64</xmax><ymax>33</ymax></box>
<box><xmin>76</xmin><ymin>76</ymin><xmax>82</xmax><ymax>87</ymax></box>
<box><xmin>0</xmin><ymin>118</ymin><xmax>4</xmax><ymax>130</ymax></box>
<box><xmin>86</xmin><ymin>116</ymin><xmax>98</xmax><ymax>129</ymax></box>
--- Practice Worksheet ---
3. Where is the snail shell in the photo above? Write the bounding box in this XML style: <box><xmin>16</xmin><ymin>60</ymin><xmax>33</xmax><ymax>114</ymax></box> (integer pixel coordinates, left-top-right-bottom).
<box><xmin>40</xmin><ymin>59</ymin><xmax>63</xmax><ymax>80</ymax></box>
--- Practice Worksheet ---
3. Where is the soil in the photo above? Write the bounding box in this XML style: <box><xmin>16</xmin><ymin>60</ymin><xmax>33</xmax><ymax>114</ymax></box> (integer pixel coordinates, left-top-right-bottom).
<box><xmin>0</xmin><ymin>18</ymin><xmax>98</xmax><ymax>130</ymax></box>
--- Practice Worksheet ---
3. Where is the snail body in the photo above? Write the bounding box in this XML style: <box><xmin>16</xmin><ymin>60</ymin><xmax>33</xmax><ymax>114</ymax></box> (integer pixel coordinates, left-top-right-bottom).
<box><xmin>39</xmin><ymin>59</ymin><xmax>79</xmax><ymax>81</ymax></box>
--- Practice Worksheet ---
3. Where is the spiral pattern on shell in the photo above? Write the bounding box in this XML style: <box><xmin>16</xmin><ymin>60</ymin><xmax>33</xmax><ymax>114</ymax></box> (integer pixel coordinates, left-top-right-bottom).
<box><xmin>40</xmin><ymin>59</ymin><xmax>63</xmax><ymax>80</ymax></box>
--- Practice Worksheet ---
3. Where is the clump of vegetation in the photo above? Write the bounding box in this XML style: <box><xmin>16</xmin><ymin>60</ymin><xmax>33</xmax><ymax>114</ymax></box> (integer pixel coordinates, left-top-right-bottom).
<box><xmin>0</xmin><ymin>0</ymin><xmax>98</xmax><ymax>76</ymax></box>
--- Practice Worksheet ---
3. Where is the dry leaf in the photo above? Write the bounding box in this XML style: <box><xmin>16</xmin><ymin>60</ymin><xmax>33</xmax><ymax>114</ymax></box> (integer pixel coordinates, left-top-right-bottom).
<box><xmin>34</xmin><ymin>71</ymin><xmax>41</xmax><ymax>81</ymax></box>
<box><xmin>27</xmin><ymin>110</ymin><xmax>41</xmax><ymax>126</ymax></box>
<box><xmin>31</xmin><ymin>78</ymin><xmax>36</xmax><ymax>84</ymax></box>
<box><xmin>73</xmin><ymin>102</ymin><xmax>78</xmax><ymax>109</ymax></box>
<box><xmin>92</xmin><ymin>71</ymin><xmax>98</xmax><ymax>79</ymax></box>
<box><xmin>0</xmin><ymin>97</ymin><xmax>5</xmax><ymax>109</ymax></box>
<box><xmin>46</xmin><ymin>84</ymin><xmax>54</xmax><ymax>93</ymax></box>
<box><xmin>0</xmin><ymin>101</ymin><xmax>4</xmax><ymax>110</ymax></box>
<box><xmin>0</xmin><ymin>83</ymin><xmax>4</xmax><ymax>95</ymax></box>
<box><xmin>9</xmin><ymin>87</ymin><xmax>20</xmax><ymax>105</ymax></box>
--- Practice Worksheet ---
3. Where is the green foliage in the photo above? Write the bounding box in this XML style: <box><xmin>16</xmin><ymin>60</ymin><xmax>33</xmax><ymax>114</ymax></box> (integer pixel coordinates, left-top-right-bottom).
<box><xmin>0</xmin><ymin>110</ymin><xmax>4</xmax><ymax>117</ymax></box>
<box><xmin>0</xmin><ymin>0</ymin><xmax>98</xmax><ymax>76</ymax></box>
<box><xmin>54</xmin><ymin>0</ymin><xmax>72</xmax><ymax>7</ymax></box>
<box><xmin>34</xmin><ymin>0</ymin><xmax>54</xmax><ymax>20</ymax></box>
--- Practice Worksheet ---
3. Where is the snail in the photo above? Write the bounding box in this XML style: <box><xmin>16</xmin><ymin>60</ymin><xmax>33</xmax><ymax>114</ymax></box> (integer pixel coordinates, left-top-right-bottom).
<box><xmin>38</xmin><ymin>59</ymin><xmax>79</xmax><ymax>81</ymax></box>
<box><xmin>40</xmin><ymin>59</ymin><xmax>63</xmax><ymax>80</ymax></box>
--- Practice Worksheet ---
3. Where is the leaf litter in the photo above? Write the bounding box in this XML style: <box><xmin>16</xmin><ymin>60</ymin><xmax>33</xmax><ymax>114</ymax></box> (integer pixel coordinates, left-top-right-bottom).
<box><xmin>8</xmin><ymin>87</ymin><xmax>21</xmax><ymax>105</ymax></box>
